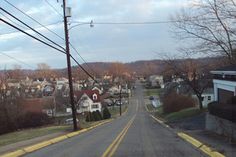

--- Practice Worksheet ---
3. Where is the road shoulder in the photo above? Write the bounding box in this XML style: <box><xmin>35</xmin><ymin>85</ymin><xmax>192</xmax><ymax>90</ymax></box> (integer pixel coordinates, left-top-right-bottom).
<box><xmin>149</xmin><ymin>113</ymin><xmax>226</xmax><ymax>157</ymax></box>
<box><xmin>0</xmin><ymin>119</ymin><xmax>113</xmax><ymax>157</ymax></box>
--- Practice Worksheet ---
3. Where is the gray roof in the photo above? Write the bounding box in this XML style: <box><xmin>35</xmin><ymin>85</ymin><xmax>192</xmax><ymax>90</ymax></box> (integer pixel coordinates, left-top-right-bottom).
<box><xmin>211</xmin><ymin>65</ymin><xmax>236</xmax><ymax>75</ymax></box>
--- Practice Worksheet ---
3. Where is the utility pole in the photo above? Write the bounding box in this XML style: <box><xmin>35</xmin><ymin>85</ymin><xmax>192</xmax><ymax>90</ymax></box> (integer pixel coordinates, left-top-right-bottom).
<box><xmin>63</xmin><ymin>0</ymin><xmax>77</xmax><ymax>131</ymax></box>
<box><xmin>119</xmin><ymin>85</ymin><xmax>122</xmax><ymax>116</ymax></box>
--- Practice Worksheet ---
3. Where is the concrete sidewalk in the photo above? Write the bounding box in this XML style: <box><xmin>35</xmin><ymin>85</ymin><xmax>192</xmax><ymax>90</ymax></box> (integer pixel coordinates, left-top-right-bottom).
<box><xmin>0</xmin><ymin>132</ymin><xmax>66</xmax><ymax>155</ymax></box>
<box><xmin>167</xmin><ymin>112</ymin><xmax>235</xmax><ymax>157</ymax></box>
<box><xmin>185</xmin><ymin>130</ymin><xmax>236</xmax><ymax>157</ymax></box>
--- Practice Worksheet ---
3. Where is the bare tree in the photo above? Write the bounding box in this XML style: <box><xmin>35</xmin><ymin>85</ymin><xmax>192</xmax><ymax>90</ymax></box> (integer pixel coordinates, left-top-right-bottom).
<box><xmin>35</xmin><ymin>63</ymin><xmax>57</xmax><ymax>79</ymax></box>
<box><xmin>172</xmin><ymin>0</ymin><xmax>236</xmax><ymax>65</ymax></box>
<box><xmin>0</xmin><ymin>72</ymin><xmax>22</xmax><ymax>133</ymax></box>
<box><xmin>162</xmin><ymin>52</ymin><xmax>215</xmax><ymax>109</ymax></box>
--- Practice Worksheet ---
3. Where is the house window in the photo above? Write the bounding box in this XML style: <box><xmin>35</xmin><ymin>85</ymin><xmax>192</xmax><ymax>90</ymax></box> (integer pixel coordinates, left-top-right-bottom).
<box><xmin>93</xmin><ymin>94</ymin><xmax>97</xmax><ymax>100</ymax></box>
<box><xmin>92</xmin><ymin>104</ymin><xmax>98</xmax><ymax>109</ymax></box>
<box><xmin>208</xmin><ymin>96</ymin><xmax>211</xmax><ymax>101</ymax></box>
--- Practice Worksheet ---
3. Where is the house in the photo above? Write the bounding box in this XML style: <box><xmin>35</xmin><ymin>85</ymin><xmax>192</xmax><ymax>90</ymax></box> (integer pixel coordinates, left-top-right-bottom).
<box><xmin>42</xmin><ymin>85</ymin><xmax>55</xmax><ymax>96</ymax></box>
<box><xmin>56</xmin><ymin>77</ymin><xmax>68</xmax><ymax>90</ymax></box>
<box><xmin>206</xmin><ymin>66</ymin><xmax>236</xmax><ymax>140</ymax></box>
<box><xmin>149</xmin><ymin>75</ymin><xmax>164</xmax><ymax>88</ymax></box>
<box><xmin>108</xmin><ymin>85</ymin><xmax>120</xmax><ymax>95</ymax></box>
<box><xmin>74</xmin><ymin>90</ymin><xmax>102</xmax><ymax>113</ymax></box>
<box><xmin>192</xmin><ymin>88</ymin><xmax>214</xmax><ymax>108</ymax></box>
<box><xmin>211</xmin><ymin>66</ymin><xmax>236</xmax><ymax>103</ymax></box>
<box><xmin>92</xmin><ymin>86</ymin><xmax>103</xmax><ymax>95</ymax></box>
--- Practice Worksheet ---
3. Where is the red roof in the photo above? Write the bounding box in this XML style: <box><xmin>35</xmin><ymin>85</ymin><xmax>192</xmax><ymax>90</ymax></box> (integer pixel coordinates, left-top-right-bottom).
<box><xmin>74</xmin><ymin>89</ymin><xmax>100</xmax><ymax>103</ymax></box>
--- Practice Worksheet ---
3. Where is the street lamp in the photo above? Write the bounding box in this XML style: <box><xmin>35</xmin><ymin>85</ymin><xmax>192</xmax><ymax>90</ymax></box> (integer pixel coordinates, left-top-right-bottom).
<box><xmin>69</xmin><ymin>20</ymin><xmax>94</xmax><ymax>30</ymax></box>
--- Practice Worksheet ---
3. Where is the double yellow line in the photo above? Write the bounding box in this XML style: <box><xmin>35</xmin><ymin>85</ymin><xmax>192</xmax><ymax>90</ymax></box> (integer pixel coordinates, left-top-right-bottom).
<box><xmin>101</xmin><ymin>115</ymin><xmax>136</xmax><ymax>157</ymax></box>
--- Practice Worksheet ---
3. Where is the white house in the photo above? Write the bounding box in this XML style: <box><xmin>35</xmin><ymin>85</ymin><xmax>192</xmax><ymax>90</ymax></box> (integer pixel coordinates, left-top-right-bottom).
<box><xmin>192</xmin><ymin>88</ymin><xmax>214</xmax><ymax>108</ymax></box>
<box><xmin>211</xmin><ymin>66</ymin><xmax>236</xmax><ymax>103</ymax></box>
<box><xmin>75</xmin><ymin>90</ymin><xmax>102</xmax><ymax>113</ymax></box>
<box><xmin>149</xmin><ymin>75</ymin><xmax>164</xmax><ymax>88</ymax></box>
<box><xmin>92</xmin><ymin>86</ymin><xmax>103</xmax><ymax>95</ymax></box>
<box><xmin>108</xmin><ymin>86</ymin><xmax>120</xmax><ymax>94</ymax></box>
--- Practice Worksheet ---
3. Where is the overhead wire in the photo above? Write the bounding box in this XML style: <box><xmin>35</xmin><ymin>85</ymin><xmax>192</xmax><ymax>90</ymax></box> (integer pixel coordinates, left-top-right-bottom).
<box><xmin>3</xmin><ymin>0</ymin><xmax>97</xmax><ymax>77</ymax></box>
<box><xmin>70</xmin><ymin>43</ymin><xmax>98</xmax><ymax>77</ymax></box>
<box><xmin>0</xmin><ymin>17</ymin><xmax>66</xmax><ymax>54</ymax></box>
<box><xmin>44</xmin><ymin>0</ymin><xmax>63</xmax><ymax>17</ymax></box>
<box><xmin>3</xmin><ymin>0</ymin><xmax>65</xmax><ymax>41</ymax></box>
<box><xmin>0</xmin><ymin>12</ymin><xmax>26</xmax><ymax>30</ymax></box>
<box><xmin>0</xmin><ymin>21</ymin><xmax>62</xmax><ymax>36</ymax></box>
<box><xmin>71</xmin><ymin>20</ymin><xmax>180</xmax><ymax>25</ymax></box>
<box><xmin>0</xmin><ymin>7</ymin><xmax>65</xmax><ymax>51</ymax></box>
<box><xmin>0</xmin><ymin>52</ymin><xmax>35</xmax><ymax>69</ymax></box>
<box><xmin>40</xmin><ymin>0</ymin><xmax>97</xmax><ymax>76</ymax></box>
<box><xmin>0</xmin><ymin>17</ymin><xmax>96</xmax><ymax>81</ymax></box>
<box><xmin>2</xmin><ymin>0</ymin><xmax>97</xmax><ymax>80</ymax></box>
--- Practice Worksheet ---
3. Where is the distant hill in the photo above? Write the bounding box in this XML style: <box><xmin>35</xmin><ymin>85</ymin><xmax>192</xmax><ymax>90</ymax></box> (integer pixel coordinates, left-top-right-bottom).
<box><xmin>1</xmin><ymin>56</ymin><xmax>226</xmax><ymax>79</ymax></box>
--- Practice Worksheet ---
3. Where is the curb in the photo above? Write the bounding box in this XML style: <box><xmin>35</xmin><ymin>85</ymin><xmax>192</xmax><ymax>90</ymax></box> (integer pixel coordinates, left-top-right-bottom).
<box><xmin>178</xmin><ymin>133</ymin><xmax>225</xmax><ymax>157</ymax></box>
<box><xmin>0</xmin><ymin>119</ymin><xmax>113</xmax><ymax>157</ymax></box>
<box><xmin>150</xmin><ymin>114</ymin><xmax>225</xmax><ymax>157</ymax></box>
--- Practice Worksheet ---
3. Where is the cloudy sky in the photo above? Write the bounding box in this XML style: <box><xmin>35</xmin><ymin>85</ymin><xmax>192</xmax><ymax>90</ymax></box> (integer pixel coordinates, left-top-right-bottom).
<box><xmin>0</xmin><ymin>0</ymin><xmax>192</xmax><ymax>69</ymax></box>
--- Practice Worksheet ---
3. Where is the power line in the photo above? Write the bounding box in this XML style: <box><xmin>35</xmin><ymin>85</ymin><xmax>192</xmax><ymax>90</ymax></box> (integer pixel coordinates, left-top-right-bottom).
<box><xmin>0</xmin><ymin>52</ymin><xmax>35</xmax><ymax>69</ymax></box>
<box><xmin>3</xmin><ymin>0</ymin><xmax>65</xmax><ymax>41</ymax></box>
<box><xmin>72</xmin><ymin>20</ymin><xmax>180</xmax><ymax>25</ymax></box>
<box><xmin>0</xmin><ymin>12</ymin><xmax>26</xmax><ymax>30</ymax></box>
<box><xmin>0</xmin><ymin>21</ymin><xmax>62</xmax><ymax>36</ymax></box>
<box><xmin>44</xmin><ymin>0</ymin><xmax>63</xmax><ymax>17</ymax></box>
<box><xmin>0</xmin><ymin>17</ymin><xmax>66</xmax><ymax>54</ymax></box>
<box><xmin>3</xmin><ymin>0</ymin><xmax>97</xmax><ymax>77</ymax></box>
<box><xmin>0</xmin><ymin>17</ymin><xmax>96</xmax><ymax>81</ymax></box>
<box><xmin>2</xmin><ymin>1</ymin><xmax>96</xmax><ymax>80</ymax></box>
<box><xmin>0</xmin><ymin>7</ymin><xmax>65</xmax><ymax>52</ymax></box>
<box><xmin>70</xmin><ymin>55</ymin><xmax>95</xmax><ymax>81</ymax></box>
<box><xmin>70</xmin><ymin>43</ymin><xmax>98</xmax><ymax>76</ymax></box>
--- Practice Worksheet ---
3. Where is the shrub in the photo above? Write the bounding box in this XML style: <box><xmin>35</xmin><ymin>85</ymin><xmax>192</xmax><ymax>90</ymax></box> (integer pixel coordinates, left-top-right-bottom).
<box><xmin>103</xmin><ymin>107</ymin><xmax>111</xmax><ymax>119</ymax></box>
<box><xmin>85</xmin><ymin>112</ymin><xmax>94</xmax><ymax>122</ymax></box>
<box><xmin>162</xmin><ymin>92</ymin><xmax>196</xmax><ymax>114</ymax></box>
<box><xmin>96</xmin><ymin>110</ymin><xmax>103</xmax><ymax>120</ymax></box>
<box><xmin>19</xmin><ymin>112</ymin><xmax>52</xmax><ymax>128</ymax></box>
<box><xmin>92</xmin><ymin>111</ymin><xmax>100</xmax><ymax>121</ymax></box>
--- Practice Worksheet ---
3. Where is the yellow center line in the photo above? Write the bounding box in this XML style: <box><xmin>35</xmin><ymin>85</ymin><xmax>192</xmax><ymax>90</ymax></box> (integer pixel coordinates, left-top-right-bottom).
<box><xmin>101</xmin><ymin>115</ymin><xmax>136</xmax><ymax>157</ymax></box>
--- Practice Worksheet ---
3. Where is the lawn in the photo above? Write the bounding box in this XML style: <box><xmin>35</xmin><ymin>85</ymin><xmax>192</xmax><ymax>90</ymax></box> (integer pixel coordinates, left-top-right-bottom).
<box><xmin>0</xmin><ymin>116</ymin><xmax>114</xmax><ymax>147</ymax></box>
<box><xmin>161</xmin><ymin>107</ymin><xmax>206</xmax><ymax>122</ymax></box>
<box><xmin>146</xmin><ymin>104</ymin><xmax>159</xmax><ymax>112</ymax></box>
<box><xmin>144</xmin><ymin>88</ymin><xmax>162</xmax><ymax>97</ymax></box>
<box><xmin>0</xmin><ymin>125</ymin><xmax>71</xmax><ymax>147</ymax></box>
<box><xmin>108</xmin><ymin>105</ymin><xmax>128</xmax><ymax>118</ymax></box>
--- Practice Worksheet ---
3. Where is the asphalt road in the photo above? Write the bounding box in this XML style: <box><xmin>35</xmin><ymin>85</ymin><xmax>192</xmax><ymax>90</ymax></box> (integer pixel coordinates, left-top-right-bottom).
<box><xmin>25</xmin><ymin>81</ymin><xmax>205</xmax><ymax>157</ymax></box>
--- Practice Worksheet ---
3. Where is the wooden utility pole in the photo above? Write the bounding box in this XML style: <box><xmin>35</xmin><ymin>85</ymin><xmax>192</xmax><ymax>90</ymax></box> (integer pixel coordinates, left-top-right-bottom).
<box><xmin>120</xmin><ymin>85</ymin><xmax>122</xmax><ymax>116</ymax></box>
<box><xmin>63</xmin><ymin>0</ymin><xmax>78</xmax><ymax>131</ymax></box>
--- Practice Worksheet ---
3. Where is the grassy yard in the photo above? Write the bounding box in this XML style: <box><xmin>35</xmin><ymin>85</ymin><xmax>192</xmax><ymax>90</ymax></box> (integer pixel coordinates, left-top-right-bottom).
<box><xmin>144</xmin><ymin>88</ymin><xmax>162</xmax><ymax>97</ymax></box>
<box><xmin>155</xmin><ymin>107</ymin><xmax>206</xmax><ymax>122</ymax></box>
<box><xmin>0</xmin><ymin>125</ymin><xmax>71</xmax><ymax>147</ymax></box>
<box><xmin>0</xmin><ymin>116</ymin><xmax>114</xmax><ymax>147</ymax></box>
<box><xmin>108</xmin><ymin>105</ymin><xmax>128</xmax><ymax>118</ymax></box>
<box><xmin>146</xmin><ymin>104</ymin><xmax>161</xmax><ymax>112</ymax></box>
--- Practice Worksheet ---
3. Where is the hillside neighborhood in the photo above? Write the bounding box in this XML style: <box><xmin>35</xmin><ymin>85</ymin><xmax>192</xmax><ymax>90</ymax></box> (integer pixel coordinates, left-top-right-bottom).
<box><xmin>1</xmin><ymin>0</ymin><xmax>236</xmax><ymax>157</ymax></box>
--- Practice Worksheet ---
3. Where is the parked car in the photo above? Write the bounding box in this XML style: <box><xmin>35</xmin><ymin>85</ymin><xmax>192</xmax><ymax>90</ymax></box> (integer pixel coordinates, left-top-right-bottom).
<box><xmin>115</xmin><ymin>101</ymin><xmax>122</xmax><ymax>106</ymax></box>
<box><xmin>149</xmin><ymin>96</ymin><xmax>154</xmax><ymax>100</ymax></box>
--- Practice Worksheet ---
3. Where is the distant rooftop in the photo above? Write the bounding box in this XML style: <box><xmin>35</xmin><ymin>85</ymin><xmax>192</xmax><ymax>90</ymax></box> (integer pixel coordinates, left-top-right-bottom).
<box><xmin>211</xmin><ymin>65</ymin><xmax>236</xmax><ymax>76</ymax></box>
<box><xmin>215</xmin><ymin>65</ymin><xmax>236</xmax><ymax>71</ymax></box>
